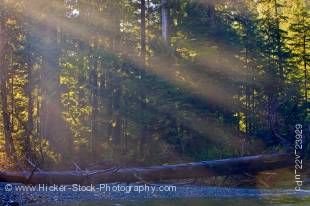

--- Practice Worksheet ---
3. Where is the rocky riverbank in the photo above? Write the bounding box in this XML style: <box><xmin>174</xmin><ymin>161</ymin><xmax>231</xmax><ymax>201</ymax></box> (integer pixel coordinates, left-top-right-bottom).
<box><xmin>1</xmin><ymin>182</ymin><xmax>310</xmax><ymax>206</ymax></box>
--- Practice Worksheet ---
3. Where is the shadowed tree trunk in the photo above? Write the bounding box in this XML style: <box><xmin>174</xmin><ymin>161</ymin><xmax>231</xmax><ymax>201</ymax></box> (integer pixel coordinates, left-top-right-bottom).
<box><xmin>24</xmin><ymin>45</ymin><xmax>34</xmax><ymax>159</ymax></box>
<box><xmin>89</xmin><ymin>47</ymin><xmax>98</xmax><ymax>160</ymax></box>
<box><xmin>141</xmin><ymin>0</ymin><xmax>146</xmax><ymax>61</ymax></box>
<box><xmin>139</xmin><ymin>0</ymin><xmax>148</xmax><ymax>158</ymax></box>
<box><xmin>0</xmin><ymin>153</ymin><xmax>292</xmax><ymax>184</ymax></box>
<box><xmin>0</xmin><ymin>22</ymin><xmax>16</xmax><ymax>160</ymax></box>
<box><xmin>108</xmin><ymin>1</ymin><xmax>122</xmax><ymax>161</ymax></box>
<box><xmin>207</xmin><ymin>1</ymin><xmax>215</xmax><ymax>27</ymax></box>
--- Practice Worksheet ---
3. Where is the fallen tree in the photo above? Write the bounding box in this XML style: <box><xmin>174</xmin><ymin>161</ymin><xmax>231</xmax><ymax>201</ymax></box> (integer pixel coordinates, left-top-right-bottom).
<box><xmin>0</xmin><ymin>153</ymin><xmax>292</xmax><ymax>185</ymax></box>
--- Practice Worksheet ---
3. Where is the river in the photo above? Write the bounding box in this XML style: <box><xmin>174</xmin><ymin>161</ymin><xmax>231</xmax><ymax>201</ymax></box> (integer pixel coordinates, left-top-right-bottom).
<box><xmin>1</xmin><ymin>183</ymin><xmax>309</xmax><ymax>205</ymax></box>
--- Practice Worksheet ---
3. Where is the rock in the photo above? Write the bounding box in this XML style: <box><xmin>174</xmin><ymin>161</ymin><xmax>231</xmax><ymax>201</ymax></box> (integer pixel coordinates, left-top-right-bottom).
<box><xmin>6</xmin><ymin>200</ymin><xmax>19</xmax><ymax>206</ymax></box>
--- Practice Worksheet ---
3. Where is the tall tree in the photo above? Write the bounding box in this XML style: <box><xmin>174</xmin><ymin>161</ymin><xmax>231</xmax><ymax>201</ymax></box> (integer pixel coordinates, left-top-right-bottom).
<box><xmin>141</xmin><ymin>0</ymin><xmax>146</xmax><ymax>62</ymax></box>
<box><xmin>161</xmin><ymin>0</ymin><xmax>169</xmax><ymax>45</ymax></box>
<box><xmin>0</xmin><ymin>15</ymin><xmax>16</xmax><ymax>159</ymax></box>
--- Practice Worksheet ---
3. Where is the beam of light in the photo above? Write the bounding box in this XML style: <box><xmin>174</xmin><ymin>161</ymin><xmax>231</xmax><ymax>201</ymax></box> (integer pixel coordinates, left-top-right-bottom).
<box><xmin>123</xmin><ymin>85</ymin><xmax>266</xmax><ymax>156</ymax></box>
<box><xmin>153</xmin><ymin>100</ymin><xmax>265</xmax><ymax>153</ymax></box>
<box><xmin>1</xmin><ymin>0</ymin><xmax>269</xmax><ymax>152</ymax></box>
<box><xmin>2</xmin><ymin>0</ymin><xmax>244</xmax><ymax>111</ymax></box>
<box><xmin>180</xmin><ymin>39</ymin><xmax>258</xmax><ymax>84</ymax></box>
<box><xmin>1</xmin><ymin>1</ymin><xmax>252</xmax><ymax>111</ymax></box>
<box><xmin>146</xmin><ymin>55</ymin><xmax>240</xmax><ymax>110</ymax></box>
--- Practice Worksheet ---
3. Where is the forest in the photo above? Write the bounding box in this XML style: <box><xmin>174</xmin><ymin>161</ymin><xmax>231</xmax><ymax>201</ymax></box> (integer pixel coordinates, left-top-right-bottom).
<box><xmin>0</xmin><ymin>0</ymin><xmax>309</xmax><ymax>172</ymax></box>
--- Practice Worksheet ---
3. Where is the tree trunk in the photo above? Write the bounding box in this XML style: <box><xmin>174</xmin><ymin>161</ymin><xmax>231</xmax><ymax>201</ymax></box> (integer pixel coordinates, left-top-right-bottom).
<box><xmin>207</xmin><ymin>2</ymin><xmax>215</xmax><ymax>27</ymax></box>
<box><xmin>0</xmin><ymin>153</ymin><xmax>292</xmax><ymax>185</ymax></box>
<box><xmin>0</xmin><ymin>24</ymin><xmax>16</xmax><ymax>159</ymax></box>
<box><xmin>89</xmin><ymin>48</ymin><xmax>98</xmax><ymax>160</ymax></box>
<box><xmin>161</xmin><ymin>0</ymin><xmax>169</xmax><ymax>45</ymax></box>
<box><xmin>0</xmin><ymin>73</ymin><xmax>16</xmax><ymax>159</ymax></box>
<box><xmin>303</xmin><ymin>23</ymin><xmax>308</xmax><ymax>108</ymax></box>
<box><xmin>273</xmin><ymin>0</ymin><xmax>283</xmax><ymax>80</ymax></box>
<box><xmin>108</xmin><ymin>1</ymin><xmax>122</xmax><ymax>161</ymax></box>
<box><xmin>140</xmin><ymin>0</ymin><xmax>146</xmax><ymax>62</ymax></box>
<box><xmin>24</xmin><ymin>52</ymin><xmax>34</xmax><ymax>159</ymax></box>
<box><xmin>139</xmin><ymin>0</ymin><xmax>148</xmax><ymax>158</ymax></box>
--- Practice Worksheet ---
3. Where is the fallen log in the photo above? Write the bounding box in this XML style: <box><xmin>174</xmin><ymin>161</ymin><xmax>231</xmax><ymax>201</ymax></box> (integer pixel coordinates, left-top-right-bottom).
<box><xmin>0</xmin><ymin>153</ymin><xmax>292</xmax><ymax>185</ymax></box>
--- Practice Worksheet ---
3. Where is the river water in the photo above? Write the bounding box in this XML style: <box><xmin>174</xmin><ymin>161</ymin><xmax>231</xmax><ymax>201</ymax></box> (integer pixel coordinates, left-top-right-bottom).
<box><xmin>1</xmin><ymin>183</ymin><xmax>309</xmax><ymax>205</ymax></box>
<box><xmin>44</xmin><ymin>197</ymin><xmax>310</xmax><ymax>206</ymax></box>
